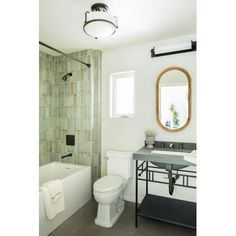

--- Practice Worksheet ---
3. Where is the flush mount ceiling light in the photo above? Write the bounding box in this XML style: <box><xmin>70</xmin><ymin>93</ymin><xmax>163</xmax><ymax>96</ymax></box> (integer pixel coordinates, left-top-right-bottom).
<box><xmin>83</xmin><ymin>3</ymin><xmax>118</xmax><ymax>39</ymax></box>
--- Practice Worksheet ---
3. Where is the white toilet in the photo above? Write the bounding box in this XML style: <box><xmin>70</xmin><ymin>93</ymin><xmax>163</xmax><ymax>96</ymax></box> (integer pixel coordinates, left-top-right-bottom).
<box><xmin>93</xmin><ymin>151</ymin><xmax>133</xmax><ymax>228</ymax></box>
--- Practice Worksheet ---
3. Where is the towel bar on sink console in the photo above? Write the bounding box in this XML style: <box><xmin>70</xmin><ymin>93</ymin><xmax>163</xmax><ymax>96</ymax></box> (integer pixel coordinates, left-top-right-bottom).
<box><xmin>137</xmin><ymin>161</ymin><xmax>196</xmax><ymax>189</ymax></box>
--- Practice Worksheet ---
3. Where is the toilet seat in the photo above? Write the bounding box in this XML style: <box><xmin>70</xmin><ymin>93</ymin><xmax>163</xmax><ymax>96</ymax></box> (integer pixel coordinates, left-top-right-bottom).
<box><xmin>94</xmin><ymin>175</ymin><xmax>124</xmax><ymax>193</ymax></box>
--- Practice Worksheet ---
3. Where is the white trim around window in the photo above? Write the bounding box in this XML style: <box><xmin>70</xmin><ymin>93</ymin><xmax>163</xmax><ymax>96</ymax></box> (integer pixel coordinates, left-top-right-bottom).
<box><xmin>110</xmin><ymin>71</ymin><xmax>135</xmax><ymax>118</ymax></box>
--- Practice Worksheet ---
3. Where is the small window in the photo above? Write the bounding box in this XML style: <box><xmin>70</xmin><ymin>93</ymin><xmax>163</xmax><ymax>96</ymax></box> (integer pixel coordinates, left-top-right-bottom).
<box><xmin>110</xmin><ymin>71</ymin><xmax>135</xmax><ymax>118</ymax></box>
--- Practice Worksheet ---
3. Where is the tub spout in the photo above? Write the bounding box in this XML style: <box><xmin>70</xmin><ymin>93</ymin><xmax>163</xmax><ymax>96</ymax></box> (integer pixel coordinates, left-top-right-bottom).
<box><xmin>61</xmin><ymin>153</ymin><xmax>72</xmax><ymax>159</ymax></box>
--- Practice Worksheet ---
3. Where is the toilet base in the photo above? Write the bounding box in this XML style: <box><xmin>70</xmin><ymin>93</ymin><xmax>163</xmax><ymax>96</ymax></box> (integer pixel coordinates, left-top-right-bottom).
<box><xmin>95</xmin><ymin>197</ymin><xmax>125</xmax><ymax>228</ymax></box>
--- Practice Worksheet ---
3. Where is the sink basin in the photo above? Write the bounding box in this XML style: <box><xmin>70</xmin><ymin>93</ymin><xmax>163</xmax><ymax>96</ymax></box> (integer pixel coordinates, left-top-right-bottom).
<box><xmin>150</xmin><ymin>150</ymin><xmax>196</xmax><ymax>170</ymax></box>
<box><xmin>151</xmin><ymin>150</ymin><xmax>191</xmax><ymax>156</ymax></box>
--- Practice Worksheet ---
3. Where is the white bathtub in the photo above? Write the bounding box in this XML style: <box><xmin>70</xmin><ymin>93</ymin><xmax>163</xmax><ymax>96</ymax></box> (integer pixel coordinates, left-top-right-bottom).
<box><xmin>39</xmin><ymin>162</ymin><xmax>91</xmax><ymax>236</ymax></box>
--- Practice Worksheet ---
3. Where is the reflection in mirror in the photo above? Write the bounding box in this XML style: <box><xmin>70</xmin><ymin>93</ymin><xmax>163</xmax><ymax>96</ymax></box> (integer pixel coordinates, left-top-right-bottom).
<box><xmin>156</xmin><ymin>67</ymin><xmax>191</xmax><ymax>132</ymax></box>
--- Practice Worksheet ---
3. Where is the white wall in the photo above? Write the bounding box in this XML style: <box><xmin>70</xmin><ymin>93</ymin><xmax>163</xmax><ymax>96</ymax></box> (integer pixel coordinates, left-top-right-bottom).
<box><xmin>101</xmin><ymin>35</ymin><xmax>196</xmax><ymax>202</ymax></box>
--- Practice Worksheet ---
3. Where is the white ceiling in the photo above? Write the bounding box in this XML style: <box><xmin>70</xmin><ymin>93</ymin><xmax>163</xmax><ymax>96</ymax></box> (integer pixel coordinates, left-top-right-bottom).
<box><xmin>39</xmin><ymin>0</ymin><xmax>196</xmax><ymax>55</ymax></box>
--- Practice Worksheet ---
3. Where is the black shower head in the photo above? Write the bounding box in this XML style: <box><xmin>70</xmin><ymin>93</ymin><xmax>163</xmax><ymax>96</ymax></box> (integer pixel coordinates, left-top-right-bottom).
<box><xmin>62</xmin><ymin>72</ymin><xmax>72</xmax><ymax>81</ymax></box>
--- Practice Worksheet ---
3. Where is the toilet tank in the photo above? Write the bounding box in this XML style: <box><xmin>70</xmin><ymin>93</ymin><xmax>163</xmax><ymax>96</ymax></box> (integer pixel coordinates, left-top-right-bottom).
<box><xmin>106</xmin><ymin>151</ymin><xmax>133</xmax><ymax>179</ymax></box>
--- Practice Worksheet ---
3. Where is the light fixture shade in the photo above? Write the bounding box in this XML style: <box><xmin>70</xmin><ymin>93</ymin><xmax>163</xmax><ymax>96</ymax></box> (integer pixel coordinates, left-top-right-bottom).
<box><xmin>151</xmin><ymin>40</ymin><xmax>197</xmax><ymax>58</ymax></box>
<box><xmin>154</xmin><ymin>41</ymin><xmax>192</xmax><ymax>54</ymax></box>
<box><xmin>83</xmin><ymin>10</ymin><xmax>118</xmax><ymax>39</ymax></box>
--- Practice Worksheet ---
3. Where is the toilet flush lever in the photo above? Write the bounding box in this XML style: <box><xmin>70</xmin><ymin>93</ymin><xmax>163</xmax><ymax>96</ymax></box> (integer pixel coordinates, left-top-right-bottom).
<box><xmin>104</xmin><ymin>156</ymin><xmax>109</xmax><ymax>160</ymax></box>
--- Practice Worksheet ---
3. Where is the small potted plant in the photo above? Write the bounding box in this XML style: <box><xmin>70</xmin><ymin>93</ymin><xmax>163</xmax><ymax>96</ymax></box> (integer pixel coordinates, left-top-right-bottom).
<box><xmin>145</xmin><ymin>129</ymin><xmax>158</xmax><ymax>149</ymax></box>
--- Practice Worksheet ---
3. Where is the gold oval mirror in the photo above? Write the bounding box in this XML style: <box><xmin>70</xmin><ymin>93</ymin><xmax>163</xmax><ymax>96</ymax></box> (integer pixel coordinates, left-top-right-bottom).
<box><xmin>156</xmin><ymin>66</ymin><xmax>191</xmax><ymax>132</ymax></box>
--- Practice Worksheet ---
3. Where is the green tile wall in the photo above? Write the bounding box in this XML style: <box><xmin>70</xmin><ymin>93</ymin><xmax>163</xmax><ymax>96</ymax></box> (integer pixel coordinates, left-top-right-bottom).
<box><xmin>39</xmin><ymin>50</ymin><xmax>101</xmax><ymax>182</ymax></box>
<box><xmin>39</xmin><ymin>52</ymin><xmax>57</xmax><ymax>165</ymax></box>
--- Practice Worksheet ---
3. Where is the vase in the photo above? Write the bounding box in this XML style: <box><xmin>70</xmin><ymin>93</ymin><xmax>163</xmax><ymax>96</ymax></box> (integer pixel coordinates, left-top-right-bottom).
<box><xmin>146</xmin><ymin>136</ymin><xmax>155</xmax><ymax>149</ymax></box>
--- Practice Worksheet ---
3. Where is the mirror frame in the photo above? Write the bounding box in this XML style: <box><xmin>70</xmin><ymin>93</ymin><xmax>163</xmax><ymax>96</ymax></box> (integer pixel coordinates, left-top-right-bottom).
<box><xmin>156</xmin><ymin>66</ymin><xmax>192</xmax><ymax>132</ymax></box>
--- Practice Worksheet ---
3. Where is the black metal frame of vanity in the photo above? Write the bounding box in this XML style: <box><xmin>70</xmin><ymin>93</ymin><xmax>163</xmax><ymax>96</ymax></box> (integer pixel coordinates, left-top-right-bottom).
<box><xmin>134</xmin><ymin>142</ymin><xmax>197</xmax><ymax>230</ymax></box>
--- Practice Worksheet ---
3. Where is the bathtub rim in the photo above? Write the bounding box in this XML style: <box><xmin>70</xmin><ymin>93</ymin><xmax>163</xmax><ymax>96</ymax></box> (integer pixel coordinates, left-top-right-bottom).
<box><xmin>39</xmin><ymin>161</ymin><xmax>91</xmax><ymax>188</ymax></box>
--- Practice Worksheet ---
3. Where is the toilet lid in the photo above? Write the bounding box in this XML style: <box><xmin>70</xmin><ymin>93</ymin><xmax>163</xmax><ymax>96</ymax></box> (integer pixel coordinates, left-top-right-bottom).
<box><xmin>94</xmin><ymin>176</ymin><xmax>123</xmax><ymax>193</ymax></box>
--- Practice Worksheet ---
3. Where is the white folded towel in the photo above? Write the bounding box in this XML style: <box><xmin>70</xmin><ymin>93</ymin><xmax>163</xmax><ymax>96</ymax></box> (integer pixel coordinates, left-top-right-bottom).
<box><xmin>41</xmin><ymin>179</ymin><xmax>65</xmax><ymax>220</ymax></box>
<box><xmin>184</xmin><ymin>150</ymin><xmax>197</xmax><ymax>165</ymax></box>
<box><xmin>190</xmin><ymin>150</ymin><xmax>196</xmax><ymax>156</ymax></box>
<box><xmin>43</xmin><ymin>179</ymin><xmax>63</xmax><ymax>202</ymax></box>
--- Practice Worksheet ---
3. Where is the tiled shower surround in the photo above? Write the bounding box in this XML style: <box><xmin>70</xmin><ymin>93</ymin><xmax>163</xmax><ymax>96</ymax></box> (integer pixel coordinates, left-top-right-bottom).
<box><xmin>39</xmin><ymin>50</ymin><xmax>101</xmax><ymax>182</ymax></box>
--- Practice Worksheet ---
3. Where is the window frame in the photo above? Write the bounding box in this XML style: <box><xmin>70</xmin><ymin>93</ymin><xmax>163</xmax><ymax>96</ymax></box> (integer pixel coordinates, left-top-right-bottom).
<box><xmin>110</xmin><ymin>70</ymin><xmax>135</xmax><ymax>118</ymax></box>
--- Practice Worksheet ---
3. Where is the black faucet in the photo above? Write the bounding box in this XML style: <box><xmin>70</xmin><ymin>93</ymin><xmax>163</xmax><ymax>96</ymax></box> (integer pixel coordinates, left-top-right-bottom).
<box><xmin>169</xmin><ymin>143</ymin><xmax>174</xmax><ymax>149</ymax></box>
<box><xmin>61</xmin><ymin>153</ymin><xmax>72</xmax><ymax>159</ymax></box>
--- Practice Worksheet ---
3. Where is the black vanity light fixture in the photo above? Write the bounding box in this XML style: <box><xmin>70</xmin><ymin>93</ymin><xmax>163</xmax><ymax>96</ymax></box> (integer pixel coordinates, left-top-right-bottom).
<box><xmin>83</xmin><ymin>2</ymin><xmax>118</xmax><ymax>39</ymax></box>
<box><xmin>151</xmin><ymin>40</ymin><xmax>197</xmax><ymax>58</ymax></box>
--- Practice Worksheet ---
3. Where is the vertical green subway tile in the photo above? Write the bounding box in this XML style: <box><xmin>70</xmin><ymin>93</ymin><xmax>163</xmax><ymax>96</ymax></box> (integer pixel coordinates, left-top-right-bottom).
<box><xmin>39</xmin><ymin>50</ymin><xmax>101</xmax><ymax>176</ymax></box>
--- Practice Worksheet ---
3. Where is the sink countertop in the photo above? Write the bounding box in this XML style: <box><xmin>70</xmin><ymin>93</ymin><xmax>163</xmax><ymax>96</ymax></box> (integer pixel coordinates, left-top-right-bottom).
<box><xmin>133</xmin><ymin>147</ymin><xmax>196</xmax><ymax>166</ymax></box>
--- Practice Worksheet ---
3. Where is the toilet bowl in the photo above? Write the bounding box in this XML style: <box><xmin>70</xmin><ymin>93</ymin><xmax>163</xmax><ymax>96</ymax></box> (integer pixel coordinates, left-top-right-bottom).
<box><xmin>94</xmin><ymin>176</ymin><xmax>124</xmax><ymax>204</ymax></box>
<box><xmin>93</xmin><ymin>151</ymin><xmax>133</xmax><ymax>228</ymax></box>
<box><xmin>93</xmin><ymin>175</ymin><xmax>126</xmax><ymax>227</ymax></box>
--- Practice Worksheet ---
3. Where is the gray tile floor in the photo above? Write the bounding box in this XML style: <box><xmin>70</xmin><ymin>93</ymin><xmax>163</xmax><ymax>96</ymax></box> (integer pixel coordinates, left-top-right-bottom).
<box><xmin>49</xmin><ymin>199</ymin><xmax>196</xmax><ymax>236</ymax></box>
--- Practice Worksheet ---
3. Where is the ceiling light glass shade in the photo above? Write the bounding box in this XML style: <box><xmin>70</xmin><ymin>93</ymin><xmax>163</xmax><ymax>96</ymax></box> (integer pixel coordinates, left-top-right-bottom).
<box><xmin>83</xmin><ymin>12</ymin><xmax>118</xmax><ymax>39</ymax></box>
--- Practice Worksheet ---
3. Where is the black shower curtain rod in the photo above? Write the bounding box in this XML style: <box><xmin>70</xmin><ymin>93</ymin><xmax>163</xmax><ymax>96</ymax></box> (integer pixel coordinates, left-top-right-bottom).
<box><xmin>39</xmin><ymin>41</ymin><xmax>91</xmax><ymax>68</ymax></box>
